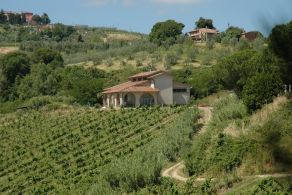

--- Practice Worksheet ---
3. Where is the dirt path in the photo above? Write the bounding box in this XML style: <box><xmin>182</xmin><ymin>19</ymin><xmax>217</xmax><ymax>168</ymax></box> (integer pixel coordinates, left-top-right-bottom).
<box><xmin>161</xmin><ymin>161</ymin><xmax>188</xmax><ymax>182</ymax></box>
<box><xmin>161</xmin><ymin>106</ymin><xmax>292</xmax><ymax>182</ymax></box>
<box><xmin>198</xmin><ymin>106</ymin><xmax>212</xmax><ymax>134</ymax></box>
<box><xmin>161</xmin><ymin>106</ymin><xmax>212</xmax><ymax>182</ymax></box>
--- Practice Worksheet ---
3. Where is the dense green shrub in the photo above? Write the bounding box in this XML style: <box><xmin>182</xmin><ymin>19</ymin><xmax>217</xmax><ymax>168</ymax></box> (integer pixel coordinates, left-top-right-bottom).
<box><xmin>211</xmin><ymin>95</ymin><xmax>248</xmax><ymax>124</ymax></box>
<box><xmin>242</xmin><ymin>72</ymin><xmax>283</xmax><ymax>111</ymax></box>
<box><xmin>188</xmin><ymin>67</ymin><xmax>217</xmax><ymax>98</ymax></box>
<box><xmin>25</xmin><ymin>95</ymin><xmax>75</xmax><ymax>109</ymax></box>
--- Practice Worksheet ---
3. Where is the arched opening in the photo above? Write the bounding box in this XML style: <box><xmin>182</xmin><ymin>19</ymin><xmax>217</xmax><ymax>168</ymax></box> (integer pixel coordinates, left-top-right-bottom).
<box><xmin>140</xmin><ymin>93</ymin><xmax>154</xmax><ymax>106</ymax></box>
<box><xmin>123</xmin><ymin>93</ymin><xmax>135</xmax><ymax>107</ymax></box>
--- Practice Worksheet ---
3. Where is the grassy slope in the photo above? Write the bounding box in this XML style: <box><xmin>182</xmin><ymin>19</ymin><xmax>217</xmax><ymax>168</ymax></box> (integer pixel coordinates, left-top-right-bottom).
<box><xmin>184</xmin><ymin>95</ymin><xmax>292</xmax><ymax>194</ymax></box>
<box><xmin>134</xmin><ymin>94</ymin><xmax>291</xmax><ymax>195</ymax></box>
<box><xmin>0</xmin><ymin>106</ymin><xmax>196</xmax><ymax>194</ymax></box>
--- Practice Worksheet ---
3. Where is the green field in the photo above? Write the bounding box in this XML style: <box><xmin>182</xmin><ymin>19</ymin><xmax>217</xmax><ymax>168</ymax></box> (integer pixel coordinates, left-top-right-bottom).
<box><xmin>0</xmin><ymin>106</ymin><xmax>197</xmax><ymax>193</ymax></box>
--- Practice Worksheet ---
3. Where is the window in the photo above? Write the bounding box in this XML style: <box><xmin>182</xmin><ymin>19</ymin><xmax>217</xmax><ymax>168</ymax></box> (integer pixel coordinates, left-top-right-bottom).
<box><xmin>140</xmin><ymin>94</ymin><xmax>154</xmax><ymax>106</ymax></box>
<box><xmin>173</xmin><ymin>88</ymin><xmax>187</xmax><ymax>93</ymax></box>
<box><xmin>124</xmin><ymin>93</ymin><xmax>135</xmax><ymax>107</ymax></box>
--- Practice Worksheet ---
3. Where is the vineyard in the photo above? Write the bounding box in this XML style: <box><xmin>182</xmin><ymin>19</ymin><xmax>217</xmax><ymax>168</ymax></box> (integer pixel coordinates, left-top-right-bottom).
<box><xmin>0</xmin><ymin>106</ymin><xmax>189</xmax><ymax>193</ymax></box>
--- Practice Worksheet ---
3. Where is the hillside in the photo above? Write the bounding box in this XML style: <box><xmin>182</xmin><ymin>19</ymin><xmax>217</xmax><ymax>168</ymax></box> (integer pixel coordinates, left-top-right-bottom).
<box><xmin>0</xmin><ymin>23</ymin><xmax>264</xmax><ymax>73</ymax></box>
<box><xmin>0</xmin><ymin>14</ymin><xmax>291</xmax><ymax>194</ymax></box>
<box><xmin>0</xmin><ymin>91</ymin><xmax>291</xmax><ymax>194</ymax></box>
<box><xmin>130</xmin><ymin>94</ymin><xmax>292</xmax><ymax>194</ymax></box>
<box><xmin>0</xmin><ymin>105</ymin><xmax>199</xmax><ymax>193</ymax></box>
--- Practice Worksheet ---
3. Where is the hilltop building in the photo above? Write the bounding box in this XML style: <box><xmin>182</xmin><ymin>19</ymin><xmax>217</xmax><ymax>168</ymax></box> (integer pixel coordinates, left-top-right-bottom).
<box><xmin>240</xmin><ymin>31</ymin><xmax>259</xmax><ymax>41</ymax></box>
<box><xmin>188</xmin><ymin>28</ymin><xmax>219</xmax><ymax>42</ymax></box>
<box><xmin>102</xmin><ymin>70</ymin><xmax>191</xmax><ymax>108</ymax></box>
<box><xmin>21</xmin><ymin>12</ymin><xmax>33</xmax><ymax>24</ymax></box>
<box><xmin>4</xmin><ymin>11</ymin><xmax>33</xmax><ymax>24</ymax></box>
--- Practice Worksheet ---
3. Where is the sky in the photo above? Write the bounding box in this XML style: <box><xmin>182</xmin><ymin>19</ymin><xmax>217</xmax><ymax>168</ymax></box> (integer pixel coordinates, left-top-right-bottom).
<box><xmin>1</xmin><ymin>0</ymin><xmax>292</xmax><ymax>35</ymax></box>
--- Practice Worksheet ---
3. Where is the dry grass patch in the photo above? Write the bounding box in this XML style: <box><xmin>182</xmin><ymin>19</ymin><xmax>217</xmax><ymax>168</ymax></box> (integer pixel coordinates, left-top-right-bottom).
<box><xmin>250</xmin><ymin>96</ymin><xmax>287</xmax><ymax>127</ymax></box>
<box><xmin>106</xmin><ymin>33</ymin><xmax>141</xmax><ymax>41</ymax></box>
<box><xmin>224</xmin><ymin>121</ymin><xmax>242</xmax><ymax>137</ymax></box>
<box><xmin>224</xmin><ymin>96</ymin><xmax>287</xmax><ymax>138</ymax></box>
<box><xmin>0</xmin><ymin>47</ymin><xmax>18</xmax><ymax>54</ymax></box>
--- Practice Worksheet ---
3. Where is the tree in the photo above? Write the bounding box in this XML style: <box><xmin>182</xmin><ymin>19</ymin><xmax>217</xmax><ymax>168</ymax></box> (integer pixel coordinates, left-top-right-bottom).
<box><xmin>189</xmin><ymin>68</ymin><xmax>217</xmax><ymax>98</ymax></box>
<box><xmin>31</xmin><ymin>48</ymin><xmax>64</xmax><ymax>68</ymax></box>
<box><xmin>59</xmin><ymin>67</ymin><xmax>105</xmax><ymax>105</ymax></box>
<box><xmin>243</xmin><ymin>72</ymin><xmax>283</xmax><ymax>111</ymax></box>
<box><xmin>149</xmin><ymin>20</ymin><xmax>185</xmax><ymax>46</ymax></box>
<box><xmin>195</xmin><ymin>17</ymin><xmax>214</xmax><ymax>29</ymax></box>
<box><xmin>0</xmin><ymin>10</ymin><xmax>7</xmax><ymax>24</ymax></box>
<box><xmin>0</xmin><ymin>52</ymin><xmax>31</xmax><ymax>101</ymax></box>
<box><xmin>52</xmin><ymin>23</ymin><xmax>76</xmax><ymax>42</ymax></box>
<box><xmin>213</xmin><ymin>49</ymin><xmax>280</xmax><ymax>96</ymax></box>
<box><xmin>225</xmin><ymin>26</ymin><xmax>244</xmax><ymax>39</ymax></box>
<box><xmin>269</xmin><ymin>21</ymin><xmax>292</xmax><ymax>84</ymax></box>
<box><xmin>213</xmin><ymin>50</ymin><xmax>256</xmax><ymax>93</ymax></box>
<box><xmin>0</xmin><ymin>52</ymin><xmax>31</xmax><ymax>84</ymax></box>
<box><xmin>32</xmin><ymin>14</ymin><xmax>42</xmax><ymax>24</ymax></box>
<box><xmin>41</xmin><ymin>13</ymin><xmax>50</xmax><ymax>25</ymax></box>
<box><xmin>17</xmin><ymin>63</ymin><xmax>58</xmax><ymax>100</ymax></box>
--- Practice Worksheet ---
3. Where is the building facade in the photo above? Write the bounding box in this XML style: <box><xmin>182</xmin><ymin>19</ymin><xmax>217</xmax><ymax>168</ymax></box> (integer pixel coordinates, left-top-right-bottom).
<box><xmin>4</xmin><ymin>11</ymin><xmax>33</xmax><ymax>24</ymax></box>
<box><xmin>102</xmin><ymin>71</ymin><xmax>191</xmax><ymax>108</ymax></box>
<box><xmin>188</xmin><ymin>28</ymin><xmax>219</xmax><ymax>42</ymax></box>
<box><xmin>240</xmin><ymin>31</ymin><xmax>259</xmax><ymax>41</ymax></box>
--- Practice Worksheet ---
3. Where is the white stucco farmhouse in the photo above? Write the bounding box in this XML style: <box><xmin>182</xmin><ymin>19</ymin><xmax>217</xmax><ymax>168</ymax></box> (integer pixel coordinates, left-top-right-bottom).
<box><xmin>102</xmin><ymin>70</ymin><xmax>190</xmax><ymax>108</ymax></box>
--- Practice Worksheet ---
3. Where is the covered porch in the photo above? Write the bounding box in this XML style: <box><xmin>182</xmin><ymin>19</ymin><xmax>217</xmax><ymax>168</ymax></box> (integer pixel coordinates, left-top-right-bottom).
<box><xmin>103</xmin><ymin>92</ymin><xmax>159</xmax><ymax>108</ymax></box>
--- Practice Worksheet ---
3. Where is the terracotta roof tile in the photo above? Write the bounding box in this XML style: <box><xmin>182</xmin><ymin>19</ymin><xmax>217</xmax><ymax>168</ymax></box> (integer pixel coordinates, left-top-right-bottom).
<box><xmin>123</xmin><ymin>86</ymin><xmax>159</xmax><ymax>93</ymax></box>
<box><xmin>128</xmin><ymin>70</ymin><xmax>162</xmax><ymax>79</ymax></box>
<box><xmin>189</xmin><ymin>28</ymin><xmax>219</xmax><ymax>34</ymax></box>
<box><xmin>102</xmin><ymin>80</ymin><xmax>149</xmax><ymax>94</ymax></box>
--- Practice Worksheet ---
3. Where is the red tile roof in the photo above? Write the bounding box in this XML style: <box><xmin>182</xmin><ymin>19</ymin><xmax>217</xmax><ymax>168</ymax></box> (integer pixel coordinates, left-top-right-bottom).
<box><xmin>103</xmin><ymin>71</ymin><xmax>170</xmax><ymax>94</ymax></box>
<box><xmin>103</xmin><ymin>80</ymin><xmax>151</xmax><ymax>94</ymax></box>
<box><xmin>128</xmin><ymin>70</ymin><xmax>163</xmax><ymax>79</ymax></box>
<box><xmin>189</xmin><ymin>28</ymin><xmax>219</xmax><ymax>34</ymax></box>
<box><xmin>122</xmin><ymin>86</ymin><xmax>159</xmax><ymax>93</ymax></box>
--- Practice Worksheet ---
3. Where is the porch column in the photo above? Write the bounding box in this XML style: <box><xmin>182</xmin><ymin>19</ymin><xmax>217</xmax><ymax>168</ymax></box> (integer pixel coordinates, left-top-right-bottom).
<box><xmin>106</xmin><ymin>95</ymin><xmax>110</xmax><ymax>107</ymax></box>
<box><xmin>119</xmin><ymin>93</ymin><xmax>123</xmax><ymax>106</ymax></box>
<box><xmin>114</xmin><ymin>94</ymin><xmax>118</xmax><ymax>107</ymax></box>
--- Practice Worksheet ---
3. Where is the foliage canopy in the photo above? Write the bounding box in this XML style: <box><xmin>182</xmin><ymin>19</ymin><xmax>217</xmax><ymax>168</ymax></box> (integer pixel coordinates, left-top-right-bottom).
<box><xmin>149</xmin><ymin>20</ymin><xmax>185</xmax><ymax>46</ymax></box>
<box><xmin>195</xmin><ymin>17</ymin><xmax>215</xmax><ymax>29</ymax></box>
